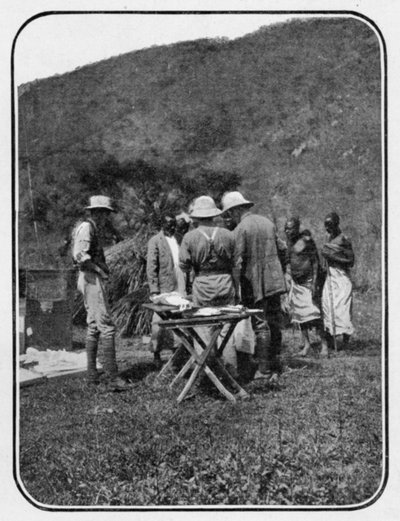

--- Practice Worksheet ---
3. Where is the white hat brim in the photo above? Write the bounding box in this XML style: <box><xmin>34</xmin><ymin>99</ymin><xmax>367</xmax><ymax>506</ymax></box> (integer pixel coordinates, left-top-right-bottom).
<box><xmin>222</xmin><ymin>200</ymin><xmax>254</xmax><ymax>213</ymax></box>
<box><xmin>86</xmin><ymin>204</ymin><xmax>114</xmax><ymax>212</ymax></box>
<box><xmin>190</xmin><ymin>208</ymin><xmax>222</xmax><ymax>219</ymax></box>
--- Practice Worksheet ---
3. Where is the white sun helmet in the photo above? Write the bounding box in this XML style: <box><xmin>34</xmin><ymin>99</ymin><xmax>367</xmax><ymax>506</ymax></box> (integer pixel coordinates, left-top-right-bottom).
<box><xmin>221</xmin><ymin>191</ymin><xmax>254</xmax><ymax>213</ymax></box>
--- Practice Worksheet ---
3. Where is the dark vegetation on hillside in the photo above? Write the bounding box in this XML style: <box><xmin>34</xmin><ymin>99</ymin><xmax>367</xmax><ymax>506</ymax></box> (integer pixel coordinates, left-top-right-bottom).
<box><xmin>18</xmin><ymin>17</ymin><xmax>382</xmax><ymax>289</ymax></box>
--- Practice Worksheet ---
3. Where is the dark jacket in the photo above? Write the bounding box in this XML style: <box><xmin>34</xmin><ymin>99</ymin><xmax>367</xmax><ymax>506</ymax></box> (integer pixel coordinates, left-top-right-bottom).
<box><xmin>234</xmin><ymin>212</ymin><xmax>286</xmax><ymax>303</ymax></box>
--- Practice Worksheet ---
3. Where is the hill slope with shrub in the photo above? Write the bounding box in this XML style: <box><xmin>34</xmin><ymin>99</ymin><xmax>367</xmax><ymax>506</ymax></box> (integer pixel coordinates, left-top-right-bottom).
<box><xmin>18</xmin><ymin>17</ymin><xmax>382</xmax><ymax>288</ymax></box>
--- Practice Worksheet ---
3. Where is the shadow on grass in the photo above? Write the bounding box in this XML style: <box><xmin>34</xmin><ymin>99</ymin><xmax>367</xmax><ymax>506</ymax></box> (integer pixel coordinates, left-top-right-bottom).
<box><xmin>119</xmin><ymin>361</ymin><xmax>158</xmax><ymax>382</ymax></box>
<box><xmin>71</xmin><ymin>340</ymin><xmax>85</xmax><ymax>351</ymax></box>
<box><xmin>246</xmin><ymin>380</ymin><xmax>284</xmax><ymax>396</ymax></box>
<box><xmin>282</xmin><ymin>355</ymin><xmax>320</xmax><ymax>371</ymax></box>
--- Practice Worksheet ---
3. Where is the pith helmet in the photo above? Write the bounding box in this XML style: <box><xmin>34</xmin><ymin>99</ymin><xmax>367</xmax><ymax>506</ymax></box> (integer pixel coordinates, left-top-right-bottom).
<box><xmin>221</xmin><ymin>191</ymin><xmax>254</xmax><ymax>213</ymax></box>
<box><xmin>190</xmin><ymin>196</ymin><xmax>222</xmax><ymax>219</ymax></box>
<box><xmin>86</xmin><ymin>195</ymin><xmax>115</xmax><ymax>212</ymax></box>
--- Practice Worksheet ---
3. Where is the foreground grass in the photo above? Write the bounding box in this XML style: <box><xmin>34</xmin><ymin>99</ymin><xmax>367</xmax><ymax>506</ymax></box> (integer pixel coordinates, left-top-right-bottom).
<box><xmin>18</xmin><ymin>291</ymin><xmax>383</xmax><ymax>507</ymax></box>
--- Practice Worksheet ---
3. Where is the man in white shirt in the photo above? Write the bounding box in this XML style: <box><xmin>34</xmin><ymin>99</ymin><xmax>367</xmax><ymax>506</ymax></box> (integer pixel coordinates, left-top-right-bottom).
<box><xmin>146</xmin><ymin>213</ymin><xmax>187</xmax><ymax>368</ymax></box>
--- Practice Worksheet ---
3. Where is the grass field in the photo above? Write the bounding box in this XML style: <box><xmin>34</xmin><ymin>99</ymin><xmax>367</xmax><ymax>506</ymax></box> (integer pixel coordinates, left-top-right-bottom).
<box><xmin>18</xmin><ymin>290</ymin><xmax>384</xmax><ymax>507</ymax></box>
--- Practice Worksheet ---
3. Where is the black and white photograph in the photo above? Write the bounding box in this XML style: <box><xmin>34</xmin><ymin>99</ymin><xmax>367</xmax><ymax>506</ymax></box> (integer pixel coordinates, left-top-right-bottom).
<box><xmin>6</xmin><ymin>3</ymin><xmax>396</xmax><ymax>515</ymax></box>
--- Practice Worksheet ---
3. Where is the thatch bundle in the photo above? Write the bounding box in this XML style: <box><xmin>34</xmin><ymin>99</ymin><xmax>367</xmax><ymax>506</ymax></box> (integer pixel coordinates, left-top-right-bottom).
<box><xmin>106</xmin><ymin>235</ymin><xmax>152</xmax><ymax>336</ymax></box>
<box><xmin>72</xmin><ymin>234</ymin><xmax>153</xmax><ymax>337</ymax></box>
<box><xmin>105</xmin><ymin>235</ymin><xmax>148</xmax><ymax>302</ymax></box>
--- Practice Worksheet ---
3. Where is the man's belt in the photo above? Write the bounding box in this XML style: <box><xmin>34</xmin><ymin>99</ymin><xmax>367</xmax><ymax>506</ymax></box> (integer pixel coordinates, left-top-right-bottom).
<box><xmin>196</xmin><ymin>270</ymin><xmax>231</xmax><ymax>277</ymax></box>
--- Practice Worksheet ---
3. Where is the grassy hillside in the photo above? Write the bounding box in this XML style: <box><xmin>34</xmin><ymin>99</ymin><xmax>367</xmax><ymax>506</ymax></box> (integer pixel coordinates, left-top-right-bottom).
<box><xmin>17</xmin><ymin>17</ymin><xmax>382</xmax><ymax>289</ymax></box>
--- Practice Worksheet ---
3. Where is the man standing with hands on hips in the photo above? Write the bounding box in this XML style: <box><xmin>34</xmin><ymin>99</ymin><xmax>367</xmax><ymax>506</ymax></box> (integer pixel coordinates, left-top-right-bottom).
<box><xmin>72</xmin><ymin>195</ymin><xmax>130</xmax><ymax>391</ymax></box>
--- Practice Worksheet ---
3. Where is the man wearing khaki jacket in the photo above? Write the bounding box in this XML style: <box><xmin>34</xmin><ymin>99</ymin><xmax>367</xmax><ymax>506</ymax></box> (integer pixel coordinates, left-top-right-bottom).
<box><xmin>72</xmin><ymin>195</ymin><xmax>129</xmax><ymax>391</ymax></box>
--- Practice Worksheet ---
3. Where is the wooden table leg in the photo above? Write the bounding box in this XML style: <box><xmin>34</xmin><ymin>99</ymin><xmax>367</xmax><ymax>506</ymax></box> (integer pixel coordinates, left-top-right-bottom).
<box><xmin>176</xmin><ymin>327</ymin><xmax>220</xmax><ymax>403</ymax></box>
<box><xmin>203</xmin><ymin>365</ymin><xmax>237</xmax><ymax>403</ymax></box>
<box><xmin>214</xmin><ymin>320</ymin><xmax>249</xmax><ymax>399</ymax></box>
<box><xmin>156</xmin><ymin>343</ymin><xmax>186</xmax><ymax>379</ymax></box>
<box><xmin>176</xmin><ymin>326</ymin><xmax>242</xmax><ymax>403</ymax></box>
<box><xmin>165</xmin><ymin>328</ymin><xmax>198</xmax><ymax>387</ymax></box>
<box><xmin>213</xmin><ymin>358</ymin><xmax>249</xmax><ymax>399</ymax></box>
<box><xmin>170</xmin><ymin>357</ymin><xmax>195</xmax><ymax>389</ymax></box>
<box><xmin>159</xmin><ymin>317</ymin><xmax>250</xmax><ymax>402</ymax></box>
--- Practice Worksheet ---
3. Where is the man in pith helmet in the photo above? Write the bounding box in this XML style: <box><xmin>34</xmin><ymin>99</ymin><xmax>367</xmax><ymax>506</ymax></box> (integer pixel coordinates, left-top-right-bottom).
<box><xmin>179</xmin><ymin>195</ymin><xmax>239</xmax><ymax>377</ymax></box>
<box><xmin>221</xmin><ymin>191</ymin><xmax>286</xmax><ymax>381</ymax></box>
<box><xmin>72</xmin><ymin>195</ymin><xmax>130</xmax><ymax>391</ymax></box>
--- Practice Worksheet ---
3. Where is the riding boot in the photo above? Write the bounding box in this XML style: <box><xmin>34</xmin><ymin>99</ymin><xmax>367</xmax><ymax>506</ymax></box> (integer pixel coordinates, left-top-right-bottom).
<box><xmin>102</xmin><ymin>336</ymin><xmax>118</xmax><ymax>378</ymax></box>
<box><xmin>254</xmin><ymin>329</ymin><xmax>270</xmax><ymax>374</ymax></box>
<box><xmin>86</xmin><ymin>338</ymin><xmax>99</xmax><ymax>384</ymax></box>
<box><xmin>102</xmin><ymin>337</ymin><xmax>130</xmax><ymax>391</ymax></box>
<box><xmin>237</xmin><ymin>351</ymin><xmax>257</xmax><ymax>382</ymax></box>
<box><xmin>268</xmin><ymin>317</ymin><xmax>283</xmax><ymax>374</ymax></box>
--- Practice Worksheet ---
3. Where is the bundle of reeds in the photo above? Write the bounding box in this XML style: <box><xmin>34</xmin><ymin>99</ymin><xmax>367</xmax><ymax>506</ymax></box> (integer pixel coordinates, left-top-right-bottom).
<box><xmin>112</xmin><ymin>286</ymin><xmax>152</xmax><ymax>337</ymax></box>
<box><xmin>105</xmin><ymin>237</ymin><xmax>147</xmax><ymax>300</ymax></box>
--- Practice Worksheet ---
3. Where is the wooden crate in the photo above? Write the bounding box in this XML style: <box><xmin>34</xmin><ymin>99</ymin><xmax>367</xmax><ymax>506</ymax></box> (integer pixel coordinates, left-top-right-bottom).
<box><xmin>23</xmin><ymin>269</ymin><xmax>76</xmax><ymax>351</ymax></box>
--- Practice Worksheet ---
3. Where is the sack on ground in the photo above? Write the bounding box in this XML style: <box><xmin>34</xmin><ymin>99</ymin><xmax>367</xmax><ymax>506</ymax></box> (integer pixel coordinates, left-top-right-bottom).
<box><xmin>234</xmin><ymin>317</ymin><xmax>255</xmax><ymax>354</ymax></box>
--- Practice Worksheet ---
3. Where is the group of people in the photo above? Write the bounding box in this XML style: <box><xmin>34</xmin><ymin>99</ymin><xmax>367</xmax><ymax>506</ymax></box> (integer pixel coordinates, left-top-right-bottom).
<box><xmin>283</xmin><ymin>213</ymin><xmax>355</xmax><ymax>357</ymax></box>
<box><xmin>146</xmin><ymin>191</ymin><xmax>355</xmax><ymax>384</ymax></box>
<box><xmin>72</xmin><ymin>191</ymin><xmax>355</xmax><ymax>391</ymax></box>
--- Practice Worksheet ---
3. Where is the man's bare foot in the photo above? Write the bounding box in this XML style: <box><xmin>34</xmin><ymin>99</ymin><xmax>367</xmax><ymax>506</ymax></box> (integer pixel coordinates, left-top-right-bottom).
<box><xmin>299</xmin><ymin>344</ymin><xmax>310</xmax><ymax>357</ymax></box>
<box><xmin>320</xmin><ymin>343</ymin><xmax>329</xmax><ymax>358</ymax></box>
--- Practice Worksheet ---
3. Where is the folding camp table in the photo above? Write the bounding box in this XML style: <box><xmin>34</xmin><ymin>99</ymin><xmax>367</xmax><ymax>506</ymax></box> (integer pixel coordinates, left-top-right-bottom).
<box><xmin>143</xmin><ymin>303</ymin><xmax>261</xmax><ymax>403</ymax></box>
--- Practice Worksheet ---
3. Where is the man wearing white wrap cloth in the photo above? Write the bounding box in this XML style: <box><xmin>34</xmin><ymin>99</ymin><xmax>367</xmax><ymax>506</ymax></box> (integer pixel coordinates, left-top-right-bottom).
<box><xmin>321</xmin><ymin>212</ymin><xmax>355</xmax><ymax>350</ymax></box>
<box><xmin>179</xmin><ymin>195</ymin><xmax>239</xmax><ymax>378</ymax></box>
<box><xmin>284</xmin><ymin>217</ymin><xmax>328</xmax><ymax>357</ymax></box>
<box><xmin>72</xmin><ymin>195</ymin><xmax>129</xmax><ymax>390</ymax></box>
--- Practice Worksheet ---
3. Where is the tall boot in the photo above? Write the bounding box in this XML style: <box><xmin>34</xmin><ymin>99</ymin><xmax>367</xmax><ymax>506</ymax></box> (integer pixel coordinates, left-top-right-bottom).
<box><xmin>268</xmin><ymin>315</ymin><xmax>283</xmax><ymax>374</ymax></box>
<box><xmin>86</xmin><ymin>338</ymin><xmax>99</xmax><ymax>384</ymax></box>
<box><xmin>102</xmin><ymin>337</ymin><xmax>130</xmax><ymax>391</ymax></box>
<box><xmin>236</xmin><ymin>351</ymin><xmax>257</xmax><ymax>382</ymax></box>
<box><xmin>254</xmin><ymin>329</ymin><xmax>270</xmax><ymax>375</ymax></box>
<box><xmin>254</xmin><ymin>328</ymin><xmax>281</xmax><ymax>380</ymax></box>
<box><xmin>102</xmin><ymin>336</ymin><xmax>118</xmax><ymax>378</ymax></box>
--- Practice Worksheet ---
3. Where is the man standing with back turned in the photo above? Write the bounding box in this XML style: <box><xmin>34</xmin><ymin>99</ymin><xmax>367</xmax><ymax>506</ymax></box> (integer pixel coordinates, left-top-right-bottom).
<box><xmin>221</xmin><ymin>191</ymin><xmax>287</xmax><ymax>381</ymax></box>
<box><xmin>72</xmin><ymin>195</ymin><xmax>129</xmax><ymax>391</ymax></box>
<box><xmin>179</xmin><ymin>195</ymin><xmax>239</xmax><ymax>377</ymax></box>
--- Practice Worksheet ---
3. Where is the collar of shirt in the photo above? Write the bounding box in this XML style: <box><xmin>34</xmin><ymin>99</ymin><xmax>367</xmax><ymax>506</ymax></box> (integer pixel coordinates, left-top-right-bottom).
<box><xmin>165</xmin><ymin>235</ymin><xmax>180</xmax><ymax>266</ymax></box>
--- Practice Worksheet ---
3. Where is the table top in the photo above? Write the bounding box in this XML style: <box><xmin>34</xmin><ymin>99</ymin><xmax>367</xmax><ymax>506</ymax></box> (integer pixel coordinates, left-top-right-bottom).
<box><xmin>142</xmin><ymin>302</ymin><xmax>262</xmax><ymax>327</ymax></box>
<box><xmin>143</xmin><ymin>303</ymin><xmax>185</xmax><ymax>313</ymax></box>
